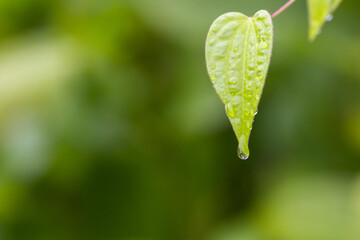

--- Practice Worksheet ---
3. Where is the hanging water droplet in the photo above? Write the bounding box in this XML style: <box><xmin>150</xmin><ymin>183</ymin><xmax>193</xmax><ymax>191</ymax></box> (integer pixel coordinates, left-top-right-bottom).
<box><xmin>234</xmin><ymin>47</ymin><xmax>238</xmax><ymax>52</ymax></box>
<box><xmin>210</xmin><ymin>75</ymin><xmax>215</xmax><ymax>80</ymax></box>
<box><xmin>211</xmin><ymin>64</ymin><xmax>216</xmax><ymax>70</ymax></box>
<box><xmin>326</xmin><ymin>14</ymin><xmax>333</xmax><ymax>22</ymax></box>
<box><xmin>237</xmin><ymin>147</ymin><xmax>249</xmax><ymax>160</ymax></box>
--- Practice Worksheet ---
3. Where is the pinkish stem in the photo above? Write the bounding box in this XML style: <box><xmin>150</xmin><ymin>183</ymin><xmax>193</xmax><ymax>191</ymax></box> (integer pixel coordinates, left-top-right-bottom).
<box><xmin>271</xmin><ymin>0</ymin><xmax>296</xmax><ymax>18</ymax></box>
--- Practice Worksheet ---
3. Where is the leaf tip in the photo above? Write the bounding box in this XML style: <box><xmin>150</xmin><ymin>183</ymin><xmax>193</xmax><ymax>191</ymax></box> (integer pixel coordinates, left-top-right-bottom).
<box><xmin>237</xmin><ymin>135</ymin><xmax>249</xmax><ymax>160</ymax></box>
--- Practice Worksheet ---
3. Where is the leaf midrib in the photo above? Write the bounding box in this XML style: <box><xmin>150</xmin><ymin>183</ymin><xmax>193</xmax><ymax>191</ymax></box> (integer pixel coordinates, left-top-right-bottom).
<box><xmin>240</xmin><ymin>20</ymin><xmax>252</xmax><ymax>136</ymax></box>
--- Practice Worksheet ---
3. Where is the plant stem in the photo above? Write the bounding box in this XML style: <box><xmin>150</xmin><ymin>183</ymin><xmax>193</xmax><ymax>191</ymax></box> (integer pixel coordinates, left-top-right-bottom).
<box><xmin>271</xmin><ymin>0</ymin><xmax>296</xmax><ymax>18</ymax></box>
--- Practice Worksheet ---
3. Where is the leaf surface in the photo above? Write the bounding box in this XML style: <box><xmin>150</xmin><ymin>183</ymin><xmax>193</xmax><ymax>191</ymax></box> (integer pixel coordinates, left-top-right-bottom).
<box><xmin>307</xmin><ymin>0</ymin><xmax>342</xmax><ymax>41</ymax></box>
<box><xmin>205</xmin><ymin>10</ymin><xmax>273</xmax><ymax>159</ymax></box>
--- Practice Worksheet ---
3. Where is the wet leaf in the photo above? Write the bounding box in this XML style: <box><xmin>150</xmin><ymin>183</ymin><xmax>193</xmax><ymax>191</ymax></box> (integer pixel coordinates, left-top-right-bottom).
<box><xmin>307</xmin><ymin>0</ymin><xmax>342</xmax><ymax>41</ymax></box>
<box><xmin>205</xmin><ymin>10</ymin><xmax>273</xmax><ymax>159</ymax></box>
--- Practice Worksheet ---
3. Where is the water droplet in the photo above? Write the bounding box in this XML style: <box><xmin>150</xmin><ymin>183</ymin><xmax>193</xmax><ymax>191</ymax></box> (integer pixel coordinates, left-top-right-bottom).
<box><xmin>237</xmin><ymin>147</ymin><xmax>249</xmax><ymax>160</ymax></box>
<box><xmin>248</xmin><ymin>62</ymin><xmax>255</xmax><ymax>70</ymax></box>
<box><xmin>210</xmin><ymin>75</ymin><xmax>215</xmax><ymax>80</ymax></box>
<box><xmin>255</xmin><ymin>11</ymin><xmax>267</xmax><ymax>20</ymax></box>
<box><xmin>257</xmin><ymin>76</ymin><xmax>264</xmax><ymax>81</ymax></box>
<box><xmin>257</xmin><ymin>29</ymin><xmax>265</xmax><ymax>37</ymax></box>
<box><xmin>258</xmin><ymin>56</ymin><xmax>266</xmax><ymax>63</ymax></box>
<box><xmin>228</xmin><ymin>77</ymin><xmax>237</xmax><ymax>85</ymax></box>
<box><xmin>247</xmin><ymin>70</ymin><xmax>254</xmax><ymax>79</ymax></box>
<box><xmin>246</xmin><ymin>82</ymin><xmax>253</xmax><ymax>90</ymax></box>
<box><xmin>317</xmin><ymin>29</ymin><xmax>322</xmax><ymax>35</ymax></box>
<box><xmin>326</xmin><ymin>14</ymin><xmax>333</xmax><ymax>22</ymax></box>
<box><xmin>226</xmin><ymin>103</ymin><xmax>236</xmax><ymax>118</ymax></box>
<box><xmin>229</xmin><ymin>90</ymin><xmax>237</xmax><ymax>96</ymax></box>
<box><xmin>257</xmin><ymin>65</ymin><xmax>265</xmax><ymax>75</ymax></box>
<box><xmin>232</xmin><ymin>96</ymin><xmax>241</xmax><ymax>104</ymax></box>
<box><xmin>211</xmin><ymin>65</ymin><xmax>216</xmax><ymax>70</ymax></box>
<box><xmin>259</xmin><ymin>42</ymin><xmax>268</xmax><ymax>50</ymax></box>
<box><xmin>255</xmin><ymin>22</ymin><xmax>262</xmax><ymax>30</ymax></box>
<box><xmin>234</xmin><ymin>47</ymin><xmax>238</xmax><ymax>52</ymax></box>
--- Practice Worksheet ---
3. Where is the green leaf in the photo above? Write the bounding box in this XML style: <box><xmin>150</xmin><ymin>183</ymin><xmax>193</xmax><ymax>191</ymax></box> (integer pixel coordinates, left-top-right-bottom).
<box><xmin>205</xmin><ymin>10</ymin><xmax>273</xmax><ymax>159</ymax></box>
<box><xmin>307</xmin><ymin>0</ymin><xmax>342</xmax><ymax>41</ymax></box>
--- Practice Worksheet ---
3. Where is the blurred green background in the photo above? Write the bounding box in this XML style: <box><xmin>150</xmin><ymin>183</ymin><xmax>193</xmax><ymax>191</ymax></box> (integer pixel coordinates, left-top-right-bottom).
<box><xmin>0</xmin><ymin>0</ymin><xmax>360</xmax><ymax>239</ymax></box>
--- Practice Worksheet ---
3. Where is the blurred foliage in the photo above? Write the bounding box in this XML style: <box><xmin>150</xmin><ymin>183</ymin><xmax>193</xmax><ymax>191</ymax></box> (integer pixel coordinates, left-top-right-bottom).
<box><xmin>0</xmin><ymin>0</ymin><xmax>359</xmax><ymax>239</ymax></box>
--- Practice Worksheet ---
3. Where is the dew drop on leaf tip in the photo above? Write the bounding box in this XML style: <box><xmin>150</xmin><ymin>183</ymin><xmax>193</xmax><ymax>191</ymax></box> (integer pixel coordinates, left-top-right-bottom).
<box><xmin>237</xmin><ymin>147</ymin><xmax>249</xmax><ymax>160</ymax></box>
